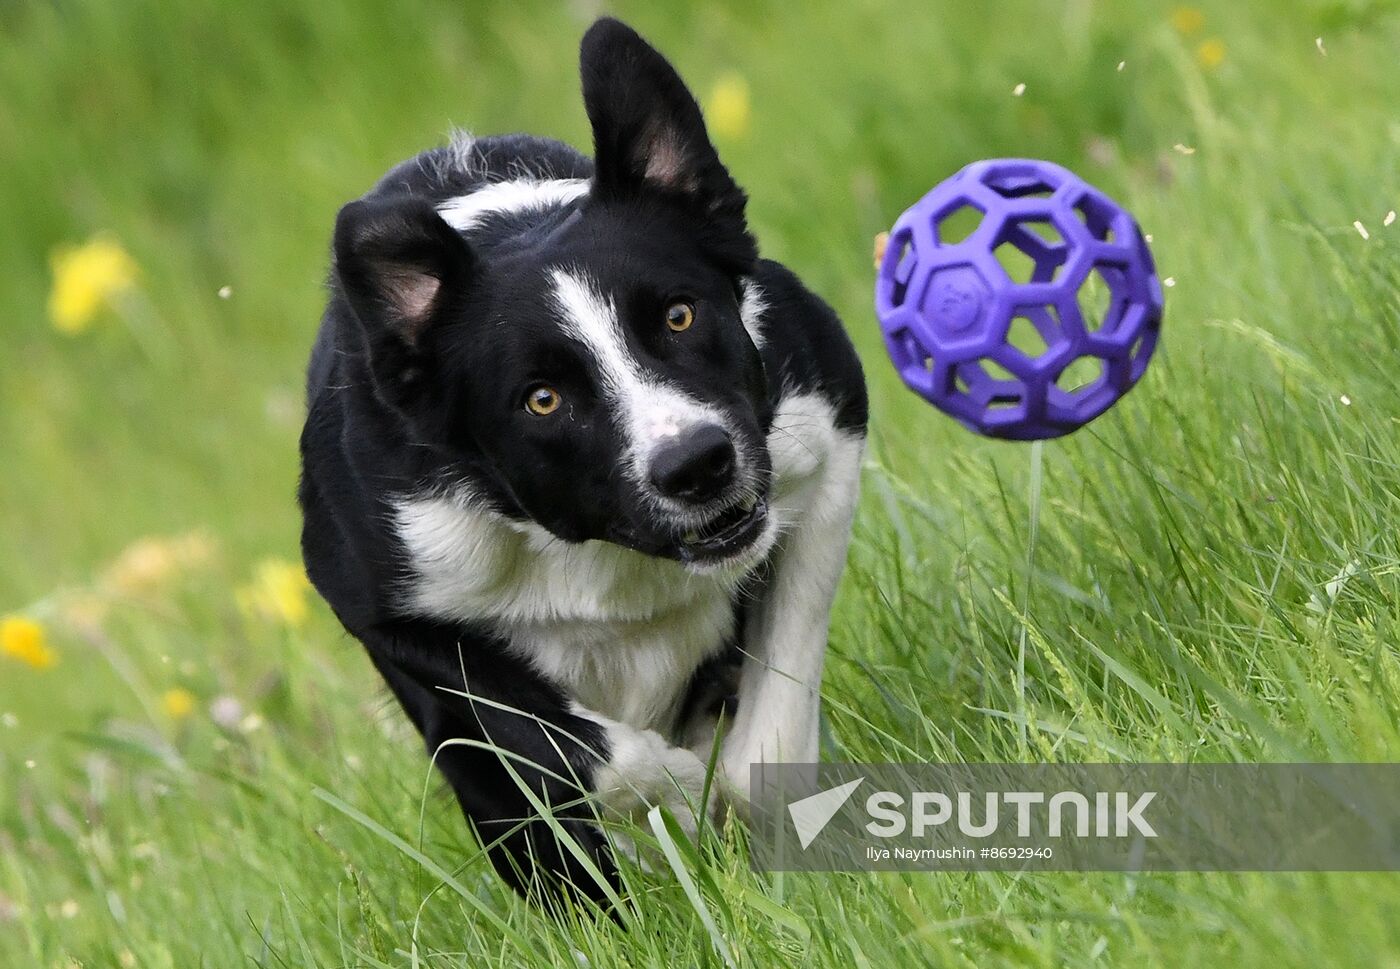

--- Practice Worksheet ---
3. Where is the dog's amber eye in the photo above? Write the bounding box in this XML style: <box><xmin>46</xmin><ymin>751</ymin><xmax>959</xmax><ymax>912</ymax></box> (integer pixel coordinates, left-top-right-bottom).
<box><xmin>524</xmin><ymin>385</ymin><xmax>562</xmax><ymax>416</ymax></box>
<box><xmin>665</xmin><ymin>302</ymin><xmax>695</xmax><ymax>332</ymax></box>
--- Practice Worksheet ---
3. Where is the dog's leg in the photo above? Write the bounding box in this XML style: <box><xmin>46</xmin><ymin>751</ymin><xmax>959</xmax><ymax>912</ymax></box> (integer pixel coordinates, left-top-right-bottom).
<box><xmin>718</xmin><ymin>405</ymin><xmax>865</xmax><ymax>804</ymax></box>
<box><xmin>362</xmin><ymin>621</ymin><xmax>625</xmax><ymax>903</ymax></box>
<box><xmin>367</xmin><ymin>619</ymin><xmax>732</xmax><ymax>895</ymax></box>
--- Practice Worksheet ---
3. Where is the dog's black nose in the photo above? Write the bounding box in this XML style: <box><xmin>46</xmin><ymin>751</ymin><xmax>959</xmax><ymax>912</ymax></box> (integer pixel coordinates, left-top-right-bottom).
<box><xmin>649</xmin><ymin>423</ymin><xmax>736</xmax><ymax>503</ymax></box>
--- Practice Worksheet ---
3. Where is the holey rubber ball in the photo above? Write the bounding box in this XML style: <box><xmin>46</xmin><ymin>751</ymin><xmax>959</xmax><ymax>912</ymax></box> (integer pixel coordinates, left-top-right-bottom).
<box><xmin>874</xmin><ymin>158</ymin><xmax>1164</xmax><ymax>440</ymax></box>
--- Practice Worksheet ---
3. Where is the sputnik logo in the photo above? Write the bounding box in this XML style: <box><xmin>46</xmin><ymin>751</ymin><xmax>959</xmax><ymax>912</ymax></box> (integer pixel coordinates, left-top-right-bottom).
<box><xmin>787</xmin><ymin>777</ymin><xmax>865</xmax><ymax>849</ymax></box>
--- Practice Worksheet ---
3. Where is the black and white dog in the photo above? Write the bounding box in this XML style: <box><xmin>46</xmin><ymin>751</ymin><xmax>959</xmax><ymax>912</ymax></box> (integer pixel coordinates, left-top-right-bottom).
<box><xmin>299</xmin><ymin>18</ymin><xmax>866</xmax><ymax>902</ymax></box>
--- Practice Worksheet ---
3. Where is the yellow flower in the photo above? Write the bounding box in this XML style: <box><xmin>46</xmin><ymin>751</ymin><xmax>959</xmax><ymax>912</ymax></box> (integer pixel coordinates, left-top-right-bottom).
<box><xmin>705</xmin><ymin>72</ymin><xmax>751</xmax><ymax>141</ymax></box>
<box><xmin>1196</xmin><ymin>38</ymin><xmax>1226</xmax><ymax>70</ymax></box>
<box><xmin>106</xmin><ymin>537</ymin><xmax>179</xmax><ymax>595</ymax></box>
<box><xmin>161</xmin><ymin>687</ymin><xmax>196</xmax><ymax>720</ymax></box>
<box><xmin>104</xmin><ymin>531</ymin><xmax>218</xmax><ymax>596</ymax></box>
<box><xmin>1170</xmin><ymin>6</ymin><xmax>1205</xmax><ymax>36</ymax></box>
<box><xmin>236</xmin><ymin>558</ymin><xmax>313</xmax><ymax>628</ymax></box>
<box><xmin>1</xmin><ymin>616</ymin><xmax>57</xmax><ymax>670</ymax></box>
<box><xmin>47</xmin><ymin>236</ymin><xmax>139</xmax><ymax>334</ymax></box>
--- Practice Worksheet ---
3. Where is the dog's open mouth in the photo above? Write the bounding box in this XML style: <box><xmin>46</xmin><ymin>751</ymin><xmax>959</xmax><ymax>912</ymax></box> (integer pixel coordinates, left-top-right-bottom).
<box><xmin>677</xmin><ymin>496</ymin><xmax>768</xmax><ymax>564</ymax></box>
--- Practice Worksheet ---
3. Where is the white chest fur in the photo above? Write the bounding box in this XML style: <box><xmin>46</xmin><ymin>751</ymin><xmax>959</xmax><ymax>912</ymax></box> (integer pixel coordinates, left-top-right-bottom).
<box><xmin>391</xmin><ymin>392</ymin><xmax>846</xmax><ymax>732</ymax></box>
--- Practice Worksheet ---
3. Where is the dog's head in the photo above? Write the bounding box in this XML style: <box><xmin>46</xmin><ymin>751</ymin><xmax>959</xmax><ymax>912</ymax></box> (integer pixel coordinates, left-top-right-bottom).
<box><xmin>333</xmin><ymin>19</ymin><xmax>776</xmax><ymax>571</ymax></box>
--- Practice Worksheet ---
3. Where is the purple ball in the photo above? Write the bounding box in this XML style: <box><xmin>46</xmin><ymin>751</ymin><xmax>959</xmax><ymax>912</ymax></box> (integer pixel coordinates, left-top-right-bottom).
<box><xmin>874</xmin><ymin>159</ymin><xmax>1164</xmax><ymax>440</ymax></box>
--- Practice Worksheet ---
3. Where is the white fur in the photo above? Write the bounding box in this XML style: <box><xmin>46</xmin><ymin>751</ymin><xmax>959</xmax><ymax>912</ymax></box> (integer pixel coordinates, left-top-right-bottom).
<box><xmin>436</xmin><ymin>178</ymin><xmax>589</xmax><ymax>234</ymax></box>
<box><xmin>394</xmin><ymin>492</ymin><xmax>745</xmax><ymax>730</ymax></box>
<box><xmin>434</xmin><ymin>128</ymin><xmax>479</xmax><ymax>182</ymax></box>
<box><xmin>738</xmin><ymin>279</ymin><xmax>767</xmax><ymax>349</ymax></box>
<box><xmin>580</xmin><ymin>704</ymin><xmax>716</xmax><ymax>836</ymax></box>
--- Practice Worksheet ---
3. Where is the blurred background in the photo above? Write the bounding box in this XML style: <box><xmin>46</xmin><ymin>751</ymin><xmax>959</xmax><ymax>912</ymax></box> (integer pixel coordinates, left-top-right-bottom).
<box><xmin>3</xmin><ymin>1</ymin><xmax>1400</xmax><ymax>966</ymax></box>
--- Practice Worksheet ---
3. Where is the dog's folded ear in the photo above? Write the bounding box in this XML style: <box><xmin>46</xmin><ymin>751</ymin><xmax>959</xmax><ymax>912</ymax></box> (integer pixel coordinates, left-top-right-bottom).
<box><xmin>333</xmin><ymin>196</ymin><xmax>474</xmax><ymax>351</ymax></box>
<box><xmin>580</xmin><ymin>18</ymin><xmax>756</xmax><ymax>269</ymax></box>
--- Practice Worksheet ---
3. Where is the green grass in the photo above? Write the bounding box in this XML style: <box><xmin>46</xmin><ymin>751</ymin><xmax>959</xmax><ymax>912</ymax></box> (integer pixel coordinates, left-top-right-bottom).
<box><xmin>4</xmin><ymin>0</ymin><xmax>1400</xmax><ymax>965</ymax></box>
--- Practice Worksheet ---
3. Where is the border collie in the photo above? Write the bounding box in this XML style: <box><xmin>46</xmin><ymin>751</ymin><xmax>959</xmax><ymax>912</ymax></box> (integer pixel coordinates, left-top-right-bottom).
<box><xmin>300</xmin><ymin>17</ymin><xmax>867</xmax><ymax>903</ymax></box>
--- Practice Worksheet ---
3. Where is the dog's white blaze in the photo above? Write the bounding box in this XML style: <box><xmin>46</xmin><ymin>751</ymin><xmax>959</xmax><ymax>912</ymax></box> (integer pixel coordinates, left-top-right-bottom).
<box><xmin>549</xmin><ymin>268</ymin><xmax>722</xmax><ymax>477</ymax></box>
<box><xmin>436</xmin><ymin>178</ymin><xmax>589</xmax><ymax>233</ymax></box>
<box><xmin>548</xmin><ymin>268</ymin><xmax>635</xmax><ymax>397</ymax></box>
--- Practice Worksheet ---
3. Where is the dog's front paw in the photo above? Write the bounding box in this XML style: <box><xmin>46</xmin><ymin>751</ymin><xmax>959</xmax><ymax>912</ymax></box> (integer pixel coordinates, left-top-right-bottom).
<box><xmin>591</xmin><ymin>729</ymin><xmax>723</xmax><ymax>837</ymax></box>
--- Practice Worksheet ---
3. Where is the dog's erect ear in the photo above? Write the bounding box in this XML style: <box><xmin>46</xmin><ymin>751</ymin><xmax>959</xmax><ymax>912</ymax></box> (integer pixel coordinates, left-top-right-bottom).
<box><xmin>333</xmin><ymin>196</ymin><xmax>473</xmax><ymax>351</ymax></box>
<box><xmin>580</xmin><ymin>18</ymin><xmax>755</xmax><ymax>265</ymax></box>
